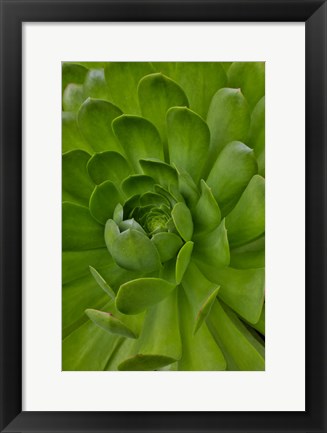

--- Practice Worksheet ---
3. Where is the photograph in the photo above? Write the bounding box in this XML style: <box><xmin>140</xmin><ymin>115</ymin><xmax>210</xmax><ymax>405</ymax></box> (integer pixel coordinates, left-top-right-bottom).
<box><xmin>62</xmin><ymin>61</ymin><xmax>265</xmax><ymax>371</ymax></box>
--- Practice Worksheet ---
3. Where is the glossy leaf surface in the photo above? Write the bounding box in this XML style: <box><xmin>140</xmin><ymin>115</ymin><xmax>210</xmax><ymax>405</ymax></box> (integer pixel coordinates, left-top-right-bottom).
<box><xmin>78</xmin><ymin>98</ymin><xmax>122</xmax><ymax>152</ymax></box>
<box><xmin>113</xmin><ymin>115</ymin><xmax>164</xmax><ymax>172</ymax></box>
<box><xmin>116</xmin><ymin>278</ymin><xmax>176</xmax><ymax>315</ymax></box>
<box><xmin>138</xmin><ymin>73</ymin><xmax>189</xmax><ymax>157</ymax></box>
<box><xmin>206</xmin><ymin>88</ymin><xmax>250</xmax><ymax>165</ymax></box>
<box><xmin>167</xmin><ymin>107</ymin><xmax>210</xmax><ymax>183</ymax></box>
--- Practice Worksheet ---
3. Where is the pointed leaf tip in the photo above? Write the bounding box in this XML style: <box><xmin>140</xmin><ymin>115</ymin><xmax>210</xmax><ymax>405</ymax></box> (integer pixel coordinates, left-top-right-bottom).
<box><xmin>193</xmin><ymin>286</ymin><xmax>220</xmax><ymax>335</ymax></box>
<box><xmin>89</xmin><ymin>266</ymin><xmax>116</xmax><ymax>299</ymax></box>
<box><xmin>171</xmin><ymin>202</ymin><xmax>193</xmax><ymax>242</ymax></box>
<box><xmin>85</xmin><ymin>308</ymin><xmax>137</xmax><ymax>339</ymax></box>
<box><xmin>176</xmin><ymin>241</ymin><xmax>194</xmax><ymax>284</ymax></box>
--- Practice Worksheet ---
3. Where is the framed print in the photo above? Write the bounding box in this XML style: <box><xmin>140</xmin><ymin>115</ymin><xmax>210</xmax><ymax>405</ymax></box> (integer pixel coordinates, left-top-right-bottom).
<box><xmin>61</xmin><ymin>60</ymin><xmax>266</xmax><ymax>374</ymax></box>
<box><xmin>0</xmin><ymin>0</ymin><xmax>326</xmax><ymax>432</ymax></box>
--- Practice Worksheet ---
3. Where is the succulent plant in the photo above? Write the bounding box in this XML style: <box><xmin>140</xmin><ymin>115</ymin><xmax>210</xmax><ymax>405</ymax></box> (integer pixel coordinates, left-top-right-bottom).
<box><xmin>62</xmin><ymin>62</ymin><xmax>265</xmax><ymax>371</ymax></box>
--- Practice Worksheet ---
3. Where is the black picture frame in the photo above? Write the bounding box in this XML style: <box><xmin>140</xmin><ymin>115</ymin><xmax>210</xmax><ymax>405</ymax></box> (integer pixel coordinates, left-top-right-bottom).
<box><xmin>1</xmin><ymin>0</ymin><xmax>326</xmax><ymax>432</ymax></box>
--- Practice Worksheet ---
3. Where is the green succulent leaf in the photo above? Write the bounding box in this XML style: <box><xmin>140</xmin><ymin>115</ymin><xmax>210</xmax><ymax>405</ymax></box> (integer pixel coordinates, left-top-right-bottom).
<box><xmin>63</xmin><ymin>262</ymin><xmax>140</xmax><ymax>337</ymax></box>
<box><xmin>206</xmin><ymin>88</ymin><xmax>250</xmax><ymax>166</ymax></box>
<box><xmin>171</xmin><ymin>202</ymin><xmax>194</xmax><ymax>241</ymax></box>
<box><xmin>176</xmin><ymin>168</ymin><xmax>200</xmax><ymax>208</ymax></box>
<box><xmin>119</xmin><ymin>218</ymin><xmax>145</xmax><ymax>234</ymax></box>
<box><xmin>251</xmin><ymin>304</ymin><xmax>265</xmax><ymax>335</ymax></box>
<box><xmin>113</xmin><ymin>203</ymin><xmax>124</xmax><ymax>224</ymax></box>
<box><xmin>105</xmin><ymin>62</ymin><xmax>155</xmax><ymax>114</ymax></box>
<box><xmin>89</xmin><ymin>181</ymin><xmax>122</xmax><ymax>224</ymax></box>
<box><xmin>62</xmin><ymin>248</ymin><xmax>111</xmax><ymax>284</ymax></box>
<box><xmin>206</xmin><ymin>141</ymin><xmax>258</xmax><ymax>215</ymax></box>
<box><xmin>230</xmin><ymin>236</ymin><xmax>265</xmax><ymax>269</ymax></box>
<box><xmin>194</xmin><ymin>254</ymin><xmax>265</xmax><ymax>325</ymax></box>
<box><xmin>227</xmin><ymin>62</ymin><xmax>265</xmax><ymax>110</ymax></box>
<box><xmin>214</xmin><ymin>267</ymin><xmax>264</xmax><ymax>324</ymax></box>
<box><xmin>63</xmin><ymin>84</ymin><xmax>85</xmax><ymax>112</ymax></box>
<box><xmin>118</xmin><ymin>289</ymin><xmax>181</xmax><ymax>370</ymax></box>
<box><xmin>122</xmin><ymin>175</ymin><xmax>155</xmax><ymax>197</ymax></box>
<box><xmin>151</xmin><ymin>232</ymin><xmax>183</xmax><ymax>263</ymax></box>
<box><xmin>78</xmin><ymin>98</ymin><xmax>122</xmax><ymax>152</ymax></box>
<box><xmin>62</xmin><ymin>150</ymin><xmax>94</xmax><ymax>206</ymax></box>
<box><xmin>207</xmin><ymin>300</ymin><xmax>265</xmax><ymax>371</ymax></box>
<box><xmin>221</xmin><ymin>62</ymin><xmax>233</xmax><ymax>73</ymax></box>
<box><xmin>62</xmin><ymin>112</ymin><xmax>92</xmax><ymax>154</ymax></box>
<box><xmin>116</xmin><ymin>278</ymin><xmax>176</xmax><ymax>315</ymax></box>
<box><xmin>193</xmin><ymin>218</ymin><xmax>230</xmax><ymax>269</ymax></box>
<box><xmin>138</xmin><ymin>73</ymin><xmax>189</xmax><ymax>157</ymax></box>
<box><xmin>167</xmin><ymin>107</ymin><xmax>210</xmax><ymax>183</ymax></box>
<box><xmin>85</xmin><ymin>308</ymin><xmax>138</xmax><ymax>339</ymax></box>
<box><xmin>153</xmin><ymin>62</ymin><xmax>227</xmax><ymax>119</ymax></box>
<box><xmin>174</xmin><ymin>62</ymin><xmax>227</xmax><ymax>118</ymax></box>
<box><xmin>89</xmin><ymin>266</ymin><xmax>116</xmax><ymax>299</ymax></box>
<box><xmin>178</xmin><ymin>287</ymin><xmax>226</xmax><ymax>370</ymax></box>
<box><xmin>182</xmin><ymin>261</ymin><xmax>220</xmax><ymax>334</ymax></box>
<box><xmin>139</xmin><ymin>192</ymin><xmax>170</xmax><ymax>208</ymax></box>
<box><xmin>193</xmin><ymin>180</ymin><xmax>221</xmax><ymax>234</ymax></box>
<box><xmin>104</xmin><ymin>219</ymin><xmax>120</xmax><ymax>254</ymax></box>
<box><xmin>110</xmin><ymin>228</ymin><xmax>161</xmax><ymax>272</ymax></box>
<box><xmin>63</xmin><ymin>274</ymin><xmax>108</xmax><ymax>337</ymax></box>
<box><xmin>175</xmin><ymin>241</ymin><xmax>194</xmax><ymax>284</ymax></box>
<box><xmin>139</xmin><ymin>159</ymin><xmax>178</xmax><ymax>188</ymax></box>
<box><xmin>103</xmin><ymin>338</ymin><xmax>137</xmax><ymax>371</ymax></box>
<box><xmin>87</xmin><ymin>151</ymin><xmax>131</xmax><ymax>186</ymax></box>
<box><xmin>83</xmin><ymin>69</ymin><xmax>109</xmax><ymax>101</ymax></box>
<box><xmin>62</xmin><ymin>202</ymin><xmax>105</xmax><ymax>251</ymax></box>
<box><xmin>62</xmin><ymin>62</ymin><xmax>88</xmax><ymax>94</ymax></box>
<box><xmin>225</xmin><ymin>175</ymin><xmax>265</xmax><ymax>247</ymax></box>
<box><xmin>112</xmin><ymin>115</ymin><xmax>164</xmax><ymax>172</ymax></box>
<box><xmin>63</xmin><ymin>302</ymin><xmax>121</xmax><ymax>371</ymax></box>
<box><xmin>248</xmin><ymin>96</ymin><xmax>265</xmax><ymax>176</ymax></box>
